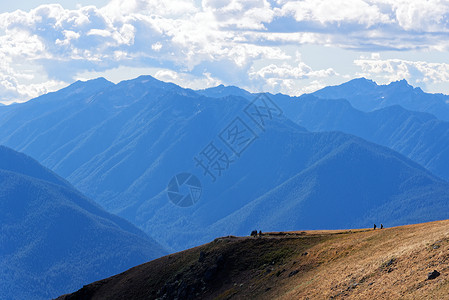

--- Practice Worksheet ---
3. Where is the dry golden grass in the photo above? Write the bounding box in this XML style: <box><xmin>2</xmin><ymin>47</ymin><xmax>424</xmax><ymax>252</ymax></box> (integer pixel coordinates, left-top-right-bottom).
<box><xmin>60</xmin><ymin>219</ymin><xmax>449</xmax><ymax>300</ymax></box>
<box><xmin>272</xmin><ymin>220</ymin><xmax>449</xmax><ymax>299</ymax></box>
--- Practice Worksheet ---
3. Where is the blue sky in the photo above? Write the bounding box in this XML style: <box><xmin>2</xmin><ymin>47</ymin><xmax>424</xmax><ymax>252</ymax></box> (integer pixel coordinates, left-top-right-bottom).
<box><xmin>1</xmin><ymin>0</ymin><xmax>449</xmax><ymax>104</ymax></box>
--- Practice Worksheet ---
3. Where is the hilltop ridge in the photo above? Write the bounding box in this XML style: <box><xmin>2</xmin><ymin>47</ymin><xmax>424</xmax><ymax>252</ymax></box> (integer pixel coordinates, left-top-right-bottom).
<box><xmin>59</xmin><ymin>219</ymin><xmax>449</xmax><ymax>299</ymax></box>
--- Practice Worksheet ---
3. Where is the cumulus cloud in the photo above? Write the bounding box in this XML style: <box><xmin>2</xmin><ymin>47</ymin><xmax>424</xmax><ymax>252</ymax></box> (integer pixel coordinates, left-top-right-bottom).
<box><xmin>381</xmin><ymin>0</ymin><xmax>449</xmax><ymax>32</ymax></box>
<box><xmin>103</xmin><ymin>0</ymin><xmax>198</xmax><ymax>18</ymax></box>
<box><xmin>0</xmin><ymin>0</ymin><xmax>449</xmax><ymax>103</ymax></box>
<box><xmin>248</xmin><ymin>52</ymin><xmax>338</xmax><ymax>95</ymax></box>
<box><xmin>276</xmin><ymin>0</ymin><xmax>391</xmax><ymax>27</ymax></box>
<box><xmin>0</xmin><ymin>0</ymin><xmax>292</xmax><ymax>102</ymax></box>
<box><xmin>203</xmin><ymin>0</ymin><xmax>274</xmax><ymax>29</ymax></box>
<box><xmin>354</xmin><ymin>57</ymin><xmax>449</xmax><ymax>87</ymax></box>
<box><xmin>250</xmin><ymin>62</ymin><xmax>336</xmax><ymax>80</ymax></box>
<box><xmin>0</xmin><ymin>59</ymin><xmax>65</xmax><ymax>104</ymax></box>
<box><xmin>154</xmin><ymin>69</ymin><xmax>222</xmax><ymax>89</ymax></box>
<box><xmin>268</xmin><ymin>0</ymin><xmax>449</xmax><ymax>51</ymax></box>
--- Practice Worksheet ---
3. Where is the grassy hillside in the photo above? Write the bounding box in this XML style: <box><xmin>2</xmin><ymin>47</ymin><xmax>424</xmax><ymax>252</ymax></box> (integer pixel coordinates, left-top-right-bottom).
<box><xmin>59</xmin><ymin>219</ymin><xmax>449</xmax><ymax>299</ymax></box>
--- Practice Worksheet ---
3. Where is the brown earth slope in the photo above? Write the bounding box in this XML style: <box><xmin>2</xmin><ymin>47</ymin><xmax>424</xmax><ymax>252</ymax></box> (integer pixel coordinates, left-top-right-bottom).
<box><xmin>58</xmin><ymin>220</ymin><xmax>449</xmax><ymax>299</ymax></box>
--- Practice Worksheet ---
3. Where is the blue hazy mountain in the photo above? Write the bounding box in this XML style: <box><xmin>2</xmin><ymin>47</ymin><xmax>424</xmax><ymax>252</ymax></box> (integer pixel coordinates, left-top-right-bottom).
<box><xmin>196</xmin><ymin>84</ymin><xmax>252</xmax><ymax>99</ymax></box>
<box><xmin>209</xmin><ymin>135</ymin><xmax>449</xmax><ymax>236</ymax></box>
<box><xmin>1</xmin><ymin>77</ymin><xmax>449</xmax><ymax>252</ymax></box>
<box><xmin>274</xmin><ymin>95</ymin><xmax>449</xmax><ymax>182</ymax></box>
<box><xmin>200</xmin><ymin>86</ymin><xmax>449</xmax><ymax>182</ymax></box>
<box><xmin>0</xmin><ymin>146</ymin><xmax>166</xmax><ymax>300</ymax></box>
<box><xmin>310</xmin><ymin>78</ymin><xmax>449</xmax><ymax>121</ymax></box>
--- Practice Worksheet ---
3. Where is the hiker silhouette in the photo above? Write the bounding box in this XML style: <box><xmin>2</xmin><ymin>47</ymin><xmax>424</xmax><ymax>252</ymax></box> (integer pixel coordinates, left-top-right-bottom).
<box><xmin>373</xmin><ymin>224</ymin><xmax>377</xmax><ymax>230</ymax></box>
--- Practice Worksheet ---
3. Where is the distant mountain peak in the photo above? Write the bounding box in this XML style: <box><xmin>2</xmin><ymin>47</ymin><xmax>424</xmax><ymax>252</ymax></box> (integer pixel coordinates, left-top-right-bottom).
<box><xmin>196</xmin><ymin>83</ymin><xmax>252</xmax><ymax>99</ymax></box>
<box><xmin>347</xmin><ymin>77</ymin><xmax>378</xmax><ymax>87</ymax></box>
<box><xmin>119</xmin><ymin>74</ymin><xmax>181</xmax><ymax>91</ymax></box>
<box><xmin>388</xmin><ymin>79</ymin><xmax>411</xmax><ymax>88</ymax></box>
<box><xmin>59</xmin><ymin>77</ymin><xmax>114</xmax><ymax>97</ymax></box>
<box><xmin>71</xmin><ymin>77</ymin><xmax>114</xmax><ymax>87</ymax></box>
<box><xmin>135</xmin><ymin>74</ymin><xmax>159</xmax><ymax>83</ymax></box>
<box><xmin>311</xmin><ymin>77</ymin><xmax>449</xmax><ymax>121</ymax></box>
<box><xmin>352</xmin><ymin>77</ymin><xmax>375</xmax><ymax>83</ymax></box>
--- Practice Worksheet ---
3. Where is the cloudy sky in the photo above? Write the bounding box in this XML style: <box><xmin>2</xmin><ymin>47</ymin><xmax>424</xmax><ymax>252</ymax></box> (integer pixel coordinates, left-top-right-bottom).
<box><xmin>1</xmin><ymin>0</ymin><xmax>449</xmax><ymax>104</ymax></box>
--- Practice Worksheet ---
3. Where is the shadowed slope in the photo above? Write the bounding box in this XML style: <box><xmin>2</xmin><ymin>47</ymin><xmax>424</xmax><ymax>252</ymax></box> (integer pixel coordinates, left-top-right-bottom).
<box><xmin>0</xmin><ymin>147</ymin><xmax>166</xmax><ymax>300</ymax></box>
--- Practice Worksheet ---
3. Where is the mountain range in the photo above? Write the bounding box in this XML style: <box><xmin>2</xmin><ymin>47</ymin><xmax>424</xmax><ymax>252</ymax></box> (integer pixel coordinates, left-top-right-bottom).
<box><xmin>1</xmin><ymin>76</ymin><xmax>449</xmax><ymax>252</ymax></box>
<box><xmin>288</xmin><ymin>96</ymin><xmax>449</xmax><ymax>182</ymax></box>
<box><xmin>200</xmin><ymin>83</ymin><xmax>449</xmax><ymax>182</ymax></box>
<box><xmin>311</xmin><ymin>78</ymin><xmax>449</xmax><ymax>121</ymax></box>
<box><xmin>0</xmin><ymin>146</ymin><xmax>166</xmax><ymax>300</ymax></box>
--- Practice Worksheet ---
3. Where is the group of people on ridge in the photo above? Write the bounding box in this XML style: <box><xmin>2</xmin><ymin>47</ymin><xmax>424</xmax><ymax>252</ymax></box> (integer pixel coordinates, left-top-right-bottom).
<box><xmin>373</xmin><ymin>224</ymin><xmax>384</xmax><ymax>230</ymax></box>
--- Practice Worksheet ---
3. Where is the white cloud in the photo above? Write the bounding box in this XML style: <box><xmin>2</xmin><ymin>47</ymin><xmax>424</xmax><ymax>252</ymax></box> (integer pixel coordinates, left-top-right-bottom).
<box><xmin>275</xmin><ymin>0</ymin><xmax>449</xmax><ymax>34</ymax></box>
<box><xmin>277</xmin><ymin>0</ymin><xmax>391</xmax><ymax>27</ymax></box>
<box><xmin>102</xmin><ymin>0</ymin><xmax>198</xmax><ymax>18</ymax></box>
<box><xmin>151</xmin><ymin>42</ymin><xmax>162</xmax><ymax>51</ymax></box>
<box><xmin>248</xmin><ymin>52</ymin><xmax>338</xmax><ymax>95</ymax></box>
<box><xmin>250</xmin><ymin>62</ymin><xmax>336</xmax><ymax>80</ymax></box>
<box><xmin>299</xmin><ymin>80</ymin><xmax>328</xmax><ymax>94</ymax></box>
<box><xmin>154</xmin><ymin>68</ymin><xmax>222</xmax><ymax>89</ymax></box>
<box><xmin>1</xmin><ymin>0</ymin><xmax>449</xmax><ymax>103</ymax></box>
<box><xmin>381</xmin><ymin>0</ymin><xmax>449</xmax><ymax>32</ymax></box>
<box><xmin>0</xmin><ymin>58</ymin><xmax>66</xmax><ymax>104</ymax></box>
<box><xmin>87</xmin><ymin>28</ymin><xmax>111</xmax><ymax>37</ymax></box>
<box><xmin>202</xmin><ymin>0</ymin><xmax>274</xmax><ymax>29</ymax></box>
<box><xmin>354</xmin><ymin>57</ymin><xmax>449</xmax><ymax>86</ymax></box>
